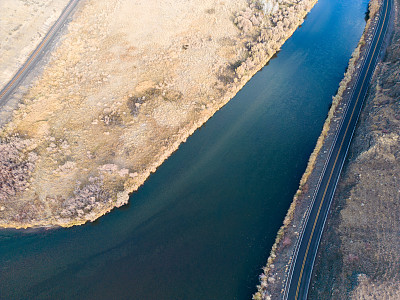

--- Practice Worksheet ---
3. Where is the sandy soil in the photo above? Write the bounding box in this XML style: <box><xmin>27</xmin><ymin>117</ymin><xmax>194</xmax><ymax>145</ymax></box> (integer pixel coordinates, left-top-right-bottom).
<box><xmin>0</xmin><ymin>0</ymin><xmax>69</xmax><ymax>91</ymax></box>
<box><xmin>0</xmin><ymin>0</ymin><xmax>317</xmax><ymax>228</ymax></box>
<box><xmin>309</xmin><ymin>0</ymin><xmax>400</xmax><ymax>298</ymax></box>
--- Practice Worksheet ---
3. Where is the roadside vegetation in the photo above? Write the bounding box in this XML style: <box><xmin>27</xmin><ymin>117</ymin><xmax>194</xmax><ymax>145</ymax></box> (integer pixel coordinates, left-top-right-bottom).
<box><xmin>253</xmin><ymin>0</ymin><xmax>384</xmax><ymax>299</ymax></box>
<box><xmin>310</xmin><ymin>0</ymin><xmax>400</xmax><ymax>298</ymax></box>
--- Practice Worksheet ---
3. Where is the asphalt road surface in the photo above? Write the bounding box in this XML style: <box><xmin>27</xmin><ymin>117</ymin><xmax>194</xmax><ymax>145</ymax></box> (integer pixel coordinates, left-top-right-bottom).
<box><xmin>283</xmin><ymin>0</ymin><xmax>392</xmax><ymax>299</ymax></box>
<box><xmin>0</xmin><ymin>0</ymin><xmax>80</xmax><ymax>104</ymax></box>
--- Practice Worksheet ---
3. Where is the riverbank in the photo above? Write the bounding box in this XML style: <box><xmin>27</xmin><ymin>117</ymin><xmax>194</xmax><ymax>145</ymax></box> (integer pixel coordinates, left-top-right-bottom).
<box><xmin>0</xmin><ymin>0</ymin><xmax>318</xmax><ymax>228</ymax></box>
<box><xmin>310</xmin><ymin>0</ymin><xmax>399</xmax><ymax>298</ymax></box>
<box><xmin>252</xmin><ymin>0</ymin><xmax>384</xmax><ymax>299</ymax></box>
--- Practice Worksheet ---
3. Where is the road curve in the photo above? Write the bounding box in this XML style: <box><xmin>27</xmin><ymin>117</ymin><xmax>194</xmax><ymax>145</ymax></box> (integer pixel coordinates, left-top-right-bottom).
<box><xmin>0</xmin><ymin>0</ymin><xmax>80</xmax><ymax>104</ymax></box>
<box><xmin>283</xmin><ymin>0</ymin><xmax>392</xmax><ymax>299</ymax></box>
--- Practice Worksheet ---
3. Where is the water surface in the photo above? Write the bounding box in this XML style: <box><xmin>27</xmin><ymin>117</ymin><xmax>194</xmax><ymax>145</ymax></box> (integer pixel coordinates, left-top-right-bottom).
<box><xmin>0</xmin><ymin>0</ymin><xmax>369</xmax><ymax>299</ymax></box>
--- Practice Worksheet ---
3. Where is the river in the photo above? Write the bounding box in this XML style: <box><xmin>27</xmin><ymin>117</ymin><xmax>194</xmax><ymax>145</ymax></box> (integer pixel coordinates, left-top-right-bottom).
<box><xmin>0</xmin><ymin>0</ymin><xmax>369</xmax><ymax>299</ymax></box>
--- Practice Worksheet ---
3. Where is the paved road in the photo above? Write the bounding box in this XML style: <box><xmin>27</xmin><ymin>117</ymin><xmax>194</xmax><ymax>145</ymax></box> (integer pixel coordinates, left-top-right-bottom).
<box><xmin>284</xmin><ymin>0</ymin><xmax>392</xmax><ymax>299</ymax></box>
<box><xmin>0</xmin><ymin>0</ymin><xmax>80</xmax><ymax>104</ymax></box>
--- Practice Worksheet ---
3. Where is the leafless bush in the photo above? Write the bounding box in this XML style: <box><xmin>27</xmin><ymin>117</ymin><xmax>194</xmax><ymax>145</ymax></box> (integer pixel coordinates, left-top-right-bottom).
<box><xmin>99</xmin><ymin>107</ymin><xmax>122</xmax><ymax>126</ymax></box>
<box><xmin>127</xmin><ymin>95</ymin><xmax>146</xmax><ymax>116</ymax></box>
<box><xmin>253</xmin><ymin>0</ymin><xmax>279</xmax><ymax>15</ymax></box>
<box><xmin>368</xmin><ymin>0</ymin><xmax>380</xmax><ymax>19</ymax></box>
<box><xmin>234</xmin><ymin>6</ymin><xmax>265</xmax><ymax>34</ymax></box>
<box><xmin>13</xmin><ymin>202</ymin><xmax>43</xmax><ymax>223</ymax></box>
<box><xmin>0</xmin><ymin>137</ymin><xmax>37</xmax><ymax>201</ymax></box>
<box><xmin>235</xmin><ymin>0</ymin><xmax>317</xmax><ymax>80</ymax></box>
<box><xmin>59</xmin><ymin>177</ymin><xmax>110</xmax><ymax>218</ymax></box>
<box><xmin>235</xmin><ymin>15</ymin><xmax>254</xmax><ymax>33</ymax></box>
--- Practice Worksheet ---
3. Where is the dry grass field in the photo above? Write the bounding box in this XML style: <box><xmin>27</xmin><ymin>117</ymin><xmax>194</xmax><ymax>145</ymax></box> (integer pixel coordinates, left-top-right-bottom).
<box><xmin>0</xmin><ymin>0</ymin><xmax>69</xmax><ymax>90</ymax></box>
<box><xmin>0</xmin><ymin>0</ymin><xmax>317</xmax><ymax>228</ymax></box>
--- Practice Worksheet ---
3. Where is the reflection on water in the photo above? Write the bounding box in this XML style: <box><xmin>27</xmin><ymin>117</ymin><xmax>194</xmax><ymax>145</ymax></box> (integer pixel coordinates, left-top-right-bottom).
<box><xmin>0</xmin><ymin>0</ymin><xmax>368</xmax><ymax>299</ymax></box>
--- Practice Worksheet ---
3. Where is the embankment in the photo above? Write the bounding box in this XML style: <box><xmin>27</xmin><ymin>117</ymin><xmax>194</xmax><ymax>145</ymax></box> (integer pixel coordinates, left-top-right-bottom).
<box><xmin>310</xmin><ymin>0</ymin><xmax>400</xmax><ymax>298</ymax></box>
<box><xmin>252</xmin><ymin>0</ymin><xmax>383</xmax><ymax>299</ymax></box>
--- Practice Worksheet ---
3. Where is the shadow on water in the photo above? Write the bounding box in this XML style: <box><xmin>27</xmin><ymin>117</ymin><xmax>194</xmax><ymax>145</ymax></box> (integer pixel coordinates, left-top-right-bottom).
<box><xmin>0</xmin><ymin>0</ymin><xmax>369</xmax><ymax>299</ymax></box>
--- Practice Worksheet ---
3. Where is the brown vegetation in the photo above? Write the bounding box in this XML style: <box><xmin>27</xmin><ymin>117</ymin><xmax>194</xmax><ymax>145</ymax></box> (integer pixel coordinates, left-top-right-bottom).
<box><xmin>234</xmin><ymin>0</ymin><xmax>317</xmax><ymax>80</ymax></box>
<box><xmin>252</xmin><ymin>0</ymin><xmax>386</xmax><ymax>299</ymax></box>
<box><xmin>310</xmin><ymin>0</ymin><xmax>400</xmax><ymax>298</ymax></box>
<box><xmin>0</xmin><ymin>0</ymin><xmax>69</xmax><ymax>90</ymax></box>
<box><xmin>0</xmin><ymin>136</ymin><xmax>37</xmax><ymax>202</ymax></box>
<box><xmin>59</xmin><ymin>177</ymin><xmax>110</xmax><ymax>219</ymax></box>
<box><xmin>352</xmin><ymin>278</ymin><xmax>400</xmax><ymax>299</ymax></box>
<box><xmin>0</xmin><ymin>0</ymin><xmax>317</xmax><ymax>229</ymax></box>
<box><xmin>369</xmin><ymin>0</ymin><xmax>381</xmax><ymax>18</ymax></box>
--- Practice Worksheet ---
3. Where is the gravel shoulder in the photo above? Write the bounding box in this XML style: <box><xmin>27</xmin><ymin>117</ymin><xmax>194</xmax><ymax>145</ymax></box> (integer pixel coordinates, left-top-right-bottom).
<box><xmin>252</xmin><ymin>0</ymin><xmax>386</xmax><ymax>298</ymax></box>
<box><xmin>309</xmin><ymin>0</ymin><xmax>400</xmax><ymax>298</ymax></box>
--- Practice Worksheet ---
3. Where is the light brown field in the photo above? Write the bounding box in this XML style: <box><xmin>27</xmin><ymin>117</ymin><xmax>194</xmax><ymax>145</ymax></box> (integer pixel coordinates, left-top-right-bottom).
<box><xmin>0</xmin><ymin>0</ymin><xmax>317</xmax><ymax>228</ymax></box>
<box><xmin>0</xmin><ymin>0</ymin><xmax>69</xmax><ymax>90</ymax></box>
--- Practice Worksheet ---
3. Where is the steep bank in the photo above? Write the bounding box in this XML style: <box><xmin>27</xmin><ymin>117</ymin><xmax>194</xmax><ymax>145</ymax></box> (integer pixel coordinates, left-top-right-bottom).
<box><xmin>310</xmin><ymin>0</ymin><xmax>400</xmax><ymax>298</ymax></box>
<box><xmin>252</xmin><ymin>0</ymin><xmax>384</xmax><ymax>299</ymax></box>
<box><xmin>0</xmin><ymin>0</ymin><xmax>317</xmax><ymax>228</ymax></box>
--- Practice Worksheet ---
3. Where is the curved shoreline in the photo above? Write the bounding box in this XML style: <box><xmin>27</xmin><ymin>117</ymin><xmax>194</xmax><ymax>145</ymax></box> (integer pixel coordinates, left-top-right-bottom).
<box><xmin>0</xmin><ymin>0</ymin><xmax>318</xmax><ymax>229</ymax></box>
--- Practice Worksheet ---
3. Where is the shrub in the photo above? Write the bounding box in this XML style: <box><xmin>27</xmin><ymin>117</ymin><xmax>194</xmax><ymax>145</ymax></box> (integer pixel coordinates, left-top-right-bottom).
<box><xmin>0</xmin><ymin>137</ymin><xmax>37</xmax><ymax>201</ymax></box>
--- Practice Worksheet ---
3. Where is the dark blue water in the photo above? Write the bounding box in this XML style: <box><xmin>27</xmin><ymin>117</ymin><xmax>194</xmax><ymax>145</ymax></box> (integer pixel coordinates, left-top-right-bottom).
<box><xmin>0</xmin><ymin>0</ymin><xmax>369</xmax><ymax>299</ymax></box>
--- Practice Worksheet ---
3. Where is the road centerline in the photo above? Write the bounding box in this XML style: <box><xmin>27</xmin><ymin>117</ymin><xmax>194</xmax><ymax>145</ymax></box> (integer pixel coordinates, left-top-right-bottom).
<box><xmin>288</xmin><ymin>0</ymin><xmax>391</xmax><ymax>298</ymax></box>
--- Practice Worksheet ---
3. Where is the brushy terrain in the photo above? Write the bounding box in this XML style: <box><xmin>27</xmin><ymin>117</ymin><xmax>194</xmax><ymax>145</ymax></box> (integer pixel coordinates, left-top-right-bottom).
<box><xmin>0</xmin><ymin>0</ymin><xmax>317</xmax><ymax>228</ymax></box>
<box><xmin>252</xmin><ymin>0</ymin><xmax>384</xmax><ymax>298</ymax></box>
<box><xmin>309</xmin><ymin>0</ymin><xmax>400</xmax><ymax>298</ymax></box>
